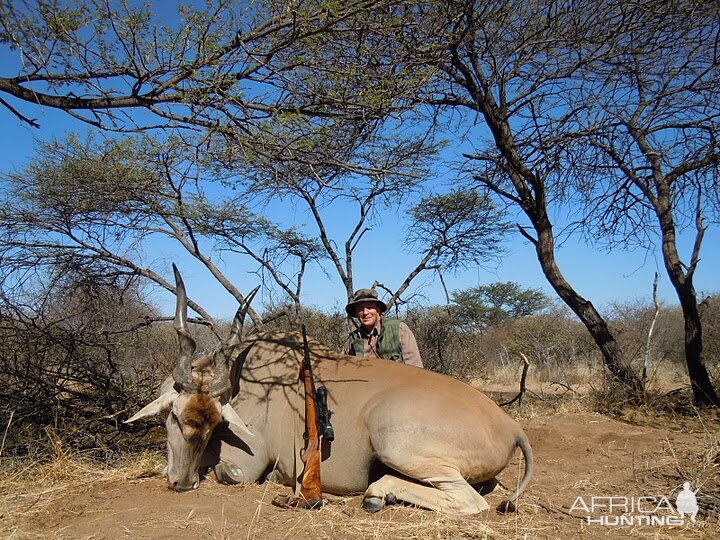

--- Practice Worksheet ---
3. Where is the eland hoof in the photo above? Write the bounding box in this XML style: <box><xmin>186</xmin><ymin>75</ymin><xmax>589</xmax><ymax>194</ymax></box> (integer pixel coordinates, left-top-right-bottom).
<box><xmin>496</xmin><ymin>500</ymin><xmax>516</xmax><ymax>514</ymax></box>
<box><xmin>361</xmin><ymin>496</ymin><xmax>384</xmax><ymax>513</ymax></box>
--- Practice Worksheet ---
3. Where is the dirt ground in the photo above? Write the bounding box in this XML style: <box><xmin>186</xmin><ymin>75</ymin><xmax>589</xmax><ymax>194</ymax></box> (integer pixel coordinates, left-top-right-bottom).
<box><xmin>3</xmin><ymin>400</ymin><xmax>719</xmax><ymax>539</ymax></box>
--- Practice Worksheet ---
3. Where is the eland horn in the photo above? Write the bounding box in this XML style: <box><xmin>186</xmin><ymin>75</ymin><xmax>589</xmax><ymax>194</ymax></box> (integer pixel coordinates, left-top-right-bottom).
<box><xmin>212</xmin><ymin>286</ymin><xmax>260</xmax><ymax>397</ymax></box>
<box><xmin>226</xmin><ymin>285</ymin><xmax>260</xmax><ymax>351</ymax></box>
<box><xmin>171</xmin><ymin>264</ymin><xmax>199</xmax><ymax>392</ymax></box>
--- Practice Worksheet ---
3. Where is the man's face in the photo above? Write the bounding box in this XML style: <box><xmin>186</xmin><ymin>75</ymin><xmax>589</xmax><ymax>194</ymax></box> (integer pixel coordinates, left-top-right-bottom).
<box><xmin>354</xmin><ymin>301</ymin><xmax>381</xmax><ymax>331</ymax></box>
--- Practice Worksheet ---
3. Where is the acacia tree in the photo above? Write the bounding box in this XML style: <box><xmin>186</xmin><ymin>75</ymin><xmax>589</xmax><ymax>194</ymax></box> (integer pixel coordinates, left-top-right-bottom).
<box><xmin>564</xmin><ymin>2</ymin><xmax>720</xmax><ymax>406</ymax></box>
<box><xmin>0</xmin><ymin>0</ymin><xmax>392</xmax><ymax>132</ymax></box>
<box><xmin>195</xmin><ymin>4</ymin><xmax>495</xmax><ymax>309</ymax></box>
<box><xmin>1</xmin><ymin>0</ymin><xmax>468</xmax><ymax>318</ymax></box>
<box><xmin>371</xmin><ymin>0</ymin><xmax>642</xmax><ymax>390</ymax></box>
<box><xmin>378</xmin><ymin>0</ymin><xmax>719</xmax><ymax>404</ymax></box>
<box><xmin>0</xmin><ymin>0</ymin><xmax>389</xmax><ymax>325</ymax></box>
<box><xmin>451</xmin><ymin>282</ymin><xmax>550</xmax><ymax>329</ymax></box>
<box><xmin>2</xmin><ymin>124</ymin><xmax>508</xmax><ymax>328</ymax></box>
<box><xmin>0</xmin><ymin>134</ymin><xmax>325</xmax><ymax>326</ymax></box>
<box><xmin>399</xmin><ymin>189</ymin><xmax>511</xmax><ymax>308</ymax></box>
<box><xmin>213</xmin><ymin>113</ymin><xmax>509</xmax><ymax>308</ymax></box>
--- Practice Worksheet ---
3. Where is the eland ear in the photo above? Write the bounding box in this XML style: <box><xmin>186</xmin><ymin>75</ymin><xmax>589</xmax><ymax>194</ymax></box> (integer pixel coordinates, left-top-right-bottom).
<box><xmin>221</xmin><ymin>403</ymin><xmax>254</xmax><ymax>437</ymax></box>
<box><xmin>125</xmin><ymin>390</ymin><xmax>179</xmax><ymax>423</ymax></box>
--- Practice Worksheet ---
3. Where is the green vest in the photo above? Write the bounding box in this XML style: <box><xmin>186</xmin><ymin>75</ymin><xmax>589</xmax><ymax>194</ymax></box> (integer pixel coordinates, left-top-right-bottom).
<box><xmin>349</xmin><ymin>318</ymin><xmax>403</xmax><ymax>362</ymax></box>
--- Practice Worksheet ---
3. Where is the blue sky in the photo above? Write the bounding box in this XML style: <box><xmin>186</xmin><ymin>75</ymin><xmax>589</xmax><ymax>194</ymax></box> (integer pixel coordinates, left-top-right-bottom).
<box><xmin>1</xmin><ymin>39</ymin><xmax>718</xmax><ymax>321</ymax></box>
<box><xmin>2</xmin><ymin>102</ymin><xmax>717</xmax><ymax>320</ymax></box>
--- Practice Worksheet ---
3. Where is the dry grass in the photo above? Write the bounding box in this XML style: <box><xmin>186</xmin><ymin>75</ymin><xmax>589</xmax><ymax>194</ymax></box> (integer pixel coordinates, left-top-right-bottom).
<box><xmin>2</xmin><ymin>390</ymin><xmax>718</xmax><ymax>540</ymax></box>
<box><xmin>0</xmin><ymin>438</ymin><xmax>504</xmax><ymax>539</ymax></box>
<box><xmin>245</xmin><ymin>490</ymin><xmax>501</xmax><ymax>540</ymax></box>
<box><xmin>0</xmin><ymin>440</ymin><xmax>165</xmax><ymax>538</ymax></box>
<box><xmin>662</xmin><ymin>430</ymin><xmax>720</xmax><ymax>520</ymax></box>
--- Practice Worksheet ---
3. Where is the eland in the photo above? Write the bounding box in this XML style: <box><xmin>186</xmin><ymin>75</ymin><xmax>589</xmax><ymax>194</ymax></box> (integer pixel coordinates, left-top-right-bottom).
<box><xmin>127</xmin><ymin>267</ymin><xmax>532</xmax><ymax>515</ymax></box>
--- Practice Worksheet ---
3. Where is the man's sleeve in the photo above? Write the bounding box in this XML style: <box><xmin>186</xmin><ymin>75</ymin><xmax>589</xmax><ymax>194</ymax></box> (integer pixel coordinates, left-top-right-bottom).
<box><xmin>399</xmin><ymin>322</ymin><xmax>424</xmax><ymax>368</ymax></box>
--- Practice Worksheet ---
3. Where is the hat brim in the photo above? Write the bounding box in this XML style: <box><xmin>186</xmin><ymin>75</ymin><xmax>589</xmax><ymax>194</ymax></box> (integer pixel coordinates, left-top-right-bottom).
<box><xmin>345</xmin><ymin>299</ymin><xmax>387</xmax><ymax>317</ymax></box>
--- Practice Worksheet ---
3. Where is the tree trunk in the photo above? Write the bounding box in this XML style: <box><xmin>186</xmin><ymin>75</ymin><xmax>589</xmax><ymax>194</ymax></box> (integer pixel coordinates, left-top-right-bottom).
<box><xmin>676</xmin><ymin>283</ymin><xmax>719</xmax><ymax>407</ymax></box>
<box><xmin>467</xmin><ymin>63</ymin><xmax>641</xmax><ymax>392</ymax></box>
<box><xmin>656</xmin><ymin>195</ymin><xmax>719</xmax><ymax>408</ymax></box>
<box><xmin>534</xmin><ymin>224</ymin><xmax>642</xmax><ymax>392</ymax></box>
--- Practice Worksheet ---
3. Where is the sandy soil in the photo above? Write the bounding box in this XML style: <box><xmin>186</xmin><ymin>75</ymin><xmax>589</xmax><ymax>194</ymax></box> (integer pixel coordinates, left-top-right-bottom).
<box><xmin>4</xmin><ymin>406</ymin><xmax>719</xmax><ymax>539</ymax></box>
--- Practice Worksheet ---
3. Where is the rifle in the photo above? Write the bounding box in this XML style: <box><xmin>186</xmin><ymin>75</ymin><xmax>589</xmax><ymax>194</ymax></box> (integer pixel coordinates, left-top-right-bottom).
<box><xmin>272</xmin><ymin>324</ymin><xmax>331</xmax><ymax>510</ymax></box>
<box><xmin>295</xmin><ymin>324</ymin><xmax>323</xmax><ymax>508</ymax></box>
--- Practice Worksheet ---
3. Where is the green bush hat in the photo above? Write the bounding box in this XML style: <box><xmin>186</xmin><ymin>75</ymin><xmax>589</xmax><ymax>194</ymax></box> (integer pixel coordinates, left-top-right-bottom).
<box><xmin>345</xmin><ymin>288</ymin><xmax>388</xmax><ymax>316</ymax></box>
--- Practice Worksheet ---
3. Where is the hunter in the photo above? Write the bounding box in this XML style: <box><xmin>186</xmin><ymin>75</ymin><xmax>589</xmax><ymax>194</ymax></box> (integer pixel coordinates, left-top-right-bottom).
<box><xmin>343</xmin><ymin>288</ymin><xmax>424</xmax><ymax>368</ymax></box>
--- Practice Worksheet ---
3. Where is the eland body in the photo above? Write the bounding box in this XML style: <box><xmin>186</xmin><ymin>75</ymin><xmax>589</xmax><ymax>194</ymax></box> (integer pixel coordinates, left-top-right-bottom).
<box><xmin>127</xmin><ymin>269</ymin><xmax>532</xmax><ymax>515</ymax></box>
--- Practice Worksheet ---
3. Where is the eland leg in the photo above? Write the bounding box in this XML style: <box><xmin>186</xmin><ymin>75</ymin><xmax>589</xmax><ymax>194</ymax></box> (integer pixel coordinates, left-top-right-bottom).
<box><xmin>362</xmin><ymin>466</ymin><xmax>490</xmax><ymax>516</ymax></box>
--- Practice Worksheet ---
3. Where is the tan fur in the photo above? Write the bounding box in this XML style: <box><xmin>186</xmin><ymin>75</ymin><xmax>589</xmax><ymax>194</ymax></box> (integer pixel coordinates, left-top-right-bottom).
<box><xmin>137</xmin><ymin>330</ymin><xmax>532</xmax><ymax>512</ymax></box>
<box><xmin>217</xmin><ymin>331</ymin><xmax>532</xmax><ymax>514</ymax></box>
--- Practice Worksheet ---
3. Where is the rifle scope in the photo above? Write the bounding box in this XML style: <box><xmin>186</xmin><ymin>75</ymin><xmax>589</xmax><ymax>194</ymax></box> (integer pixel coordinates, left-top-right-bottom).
<box><xmin>315</xmin><ymin>386</ymin><xmax>335</xmax><ymax>442</ymax></box>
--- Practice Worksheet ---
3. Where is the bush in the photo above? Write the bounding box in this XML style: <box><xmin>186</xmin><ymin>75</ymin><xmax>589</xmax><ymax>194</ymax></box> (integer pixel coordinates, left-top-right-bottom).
<box><xmin>700</xmin><ymin>294</ymin><xmax>720</xmax><ymax>384</ymax></box>
<box><xmin>260</xmin><ymin>302</ymin><xmax>348</xmax><ymax>352</ymax></box>
<box><xmin>0</xmin><ymin>283</ymin><xmax>173</xmax><ymax>455</ymax></box>
<box><xmin>404</xmin><ymin>306</ymin><xmax>472</xmax><ymax>379</ymax></box>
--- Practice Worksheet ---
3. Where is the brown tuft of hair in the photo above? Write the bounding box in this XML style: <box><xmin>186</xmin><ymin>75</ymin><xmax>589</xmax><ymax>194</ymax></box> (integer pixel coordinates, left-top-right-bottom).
<box><xmin>181</xmin><ymin>393</ymin><xmax>222</xmax><ymax>434</ymax></box>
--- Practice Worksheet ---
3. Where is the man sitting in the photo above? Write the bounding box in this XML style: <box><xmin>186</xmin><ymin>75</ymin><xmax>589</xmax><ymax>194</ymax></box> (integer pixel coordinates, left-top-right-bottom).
<box><xmin>343</xmin><ymin>288</ymin><xmax>423</xmax><ymax>368</ymax></box>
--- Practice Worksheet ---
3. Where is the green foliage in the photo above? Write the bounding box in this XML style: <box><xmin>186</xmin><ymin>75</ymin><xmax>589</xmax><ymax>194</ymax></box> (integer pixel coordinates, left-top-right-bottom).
<box><xmin>15</xmin><ymin>135</ymin><xmax>157</xmax><ymax>220</ymax></box>
<box><xmin>406</xmin><ymin>189</ymin><xmax>511</xmax><ymax>270</ymax></box>
<box><xmin>261</xmin><ymin>302</ymin><xmax>348</xmax><ymax>352</ymax></box>
<box><xmin>451</xmin><ymin>282</ymin><xmax>550</xmax><ymax>328</ymax></box>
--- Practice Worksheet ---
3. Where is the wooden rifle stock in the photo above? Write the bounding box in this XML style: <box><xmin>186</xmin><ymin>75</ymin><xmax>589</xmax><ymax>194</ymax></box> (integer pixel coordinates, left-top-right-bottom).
<box><xmin>272</xmin><ymin>325</ymin><xmax>323</xmax><ymax>510</ymax></box>
<box><xmin>297</xmin><ymin>324</ymin><xmax>323</xmax><ymax>507</ymax></box>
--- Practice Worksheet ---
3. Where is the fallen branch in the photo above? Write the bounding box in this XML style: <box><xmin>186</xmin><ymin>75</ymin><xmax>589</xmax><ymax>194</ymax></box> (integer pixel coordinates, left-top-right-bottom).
<box><xmin>642</xmin><ymin>272</ymin><xmax>660</xmax><ymax>390</ymax></box>
<box><xmin>500</xmin><ymin>353</ymin><xmax>532</xmax><ymax>410</ymax></box>
<box><xmin>1</xmin><ymin>410</ymin><xmax>14</xmax><ymax>457</ymax></box>
<box><xmin>551</xmin><ymin>381</ymin><xmax>580</xmax><ymax>396</ymax></box>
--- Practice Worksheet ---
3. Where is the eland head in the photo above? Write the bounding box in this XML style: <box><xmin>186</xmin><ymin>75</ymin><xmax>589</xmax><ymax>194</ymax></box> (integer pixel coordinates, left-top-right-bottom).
<box><xmin>126</xmin><ymin>265</ymin><xmax>257</xmax><ymax>491</ymax></box>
